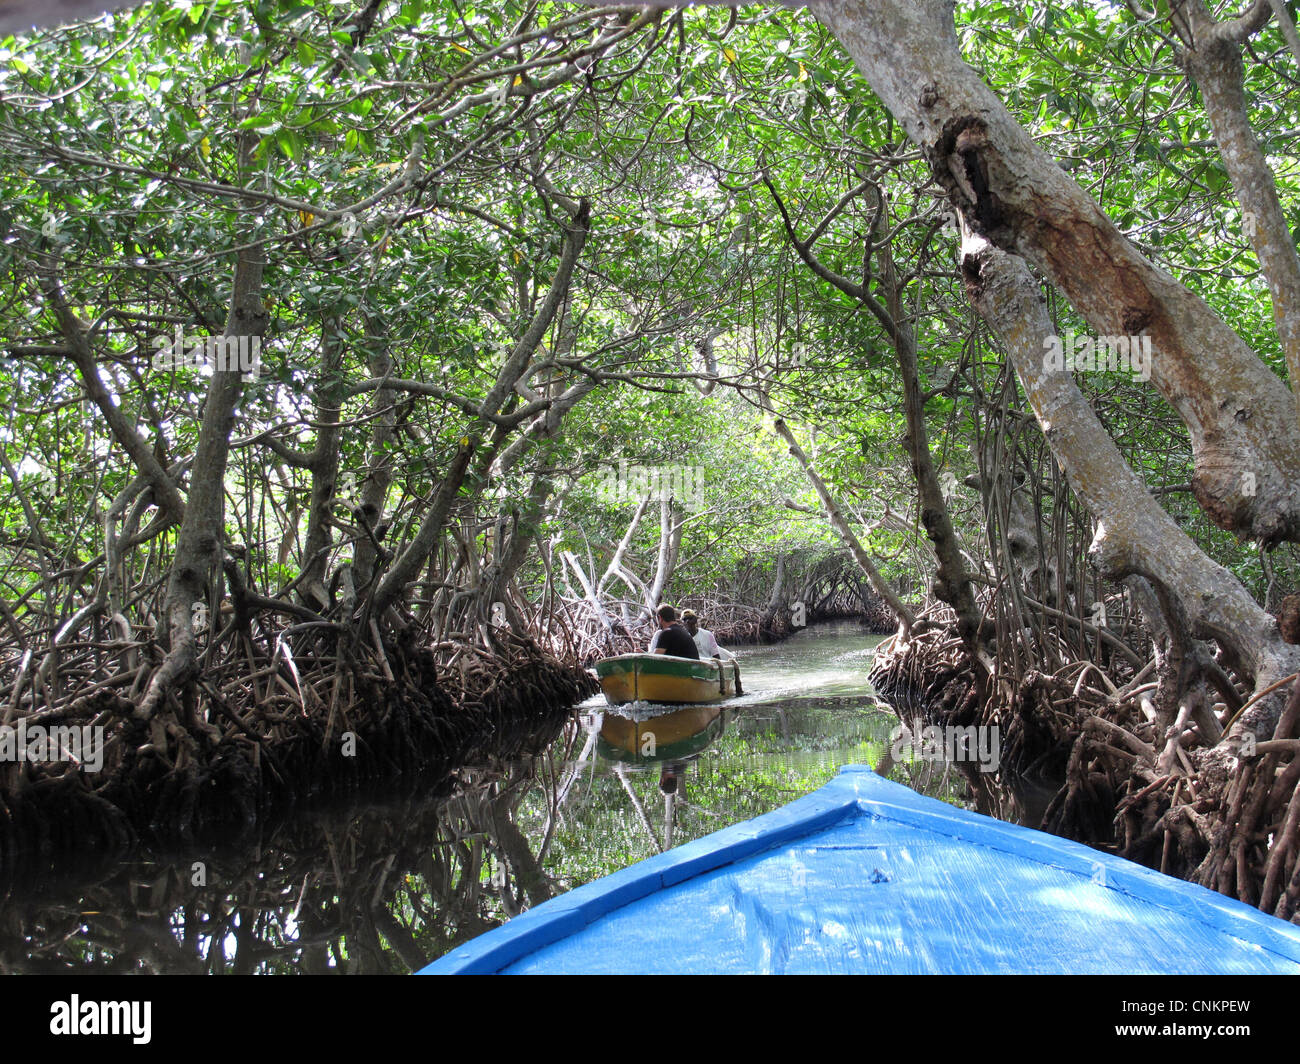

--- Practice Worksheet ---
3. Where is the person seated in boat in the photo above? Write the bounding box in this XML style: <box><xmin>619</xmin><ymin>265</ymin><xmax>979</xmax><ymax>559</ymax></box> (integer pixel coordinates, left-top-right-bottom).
<box><xmin>648</xmin><ymin>604</ymin><xmax>700</xmax><ymax>659</ymax></box>
<box><xmin>681</xmin><ymin>609</ymin><xmax>730</xmax><ymax>660</ymax></box>
<box><xmin>681</xmin><ymin>609</ymin><xmax>742</xmax><ymax>694</ymax></box>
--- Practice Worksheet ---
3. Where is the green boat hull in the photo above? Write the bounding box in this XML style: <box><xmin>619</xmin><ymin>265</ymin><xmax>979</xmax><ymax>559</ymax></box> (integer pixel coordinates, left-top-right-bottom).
<box><xmin>594</xmin><ymin>653</ymin><xmax>738</xmax><ymax>705</ymax></box>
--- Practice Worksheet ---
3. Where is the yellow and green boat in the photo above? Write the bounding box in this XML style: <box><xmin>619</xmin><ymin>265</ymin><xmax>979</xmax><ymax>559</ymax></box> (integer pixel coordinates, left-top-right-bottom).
<box><xmin>593</xmin><ymin>653</ymin><xmax>739</xmax><ymax>706</ymax></box>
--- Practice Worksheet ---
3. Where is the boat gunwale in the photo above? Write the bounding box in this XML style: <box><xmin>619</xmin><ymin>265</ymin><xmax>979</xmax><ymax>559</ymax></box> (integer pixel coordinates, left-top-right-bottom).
<box><xmin>594</xmin><ymin>653</ymin><xmax>726</xmax><ymax>677</ymax></box>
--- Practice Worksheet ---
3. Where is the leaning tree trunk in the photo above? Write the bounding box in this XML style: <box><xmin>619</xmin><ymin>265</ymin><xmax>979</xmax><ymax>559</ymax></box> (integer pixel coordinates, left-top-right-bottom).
<box><xmin>764</xmin><ymin>175</ymin><xmax>978</xmax><ymax>658</ymax></box>
<box><xmin>476</xmin><ymin>305</ymin><xmax>597</xmax><ymax>630</ymax></box>
<box><xmin>477</xmin><ymin>468</ymin><xmax>554</xmax><ymax>632</ymax></box>
<box><xmin>597</xmin><ymin>493</ymin><xmax>653</xmax><ymax>607</ymax></box>
<box><xmin>875</xmin><ymin>207</ymin><xmax>983</xmax><ymax>667</ymax></box>
<box><xmin>371</xmin><ymin>199</ymin><xmax>590</xmax><ymax>617</ymax></box>
<box><xmin>810</xmin><ymin>0</ymin><xmax>1300</xmax><ymax>546</ymax></box>
<box><xmin>1166</xmin><ymin>0</ymin><xmax>1300</xmax><ymax>428</ymax></box>
<box><xmin>772</xmin><ymin>417</ymin><xmax>914</xmax><ymax>637</ymax></box>
<box><xmin>963</xmin><ymin>237</ymin><xmax>1300</xmax><ymax>707</ymax></box>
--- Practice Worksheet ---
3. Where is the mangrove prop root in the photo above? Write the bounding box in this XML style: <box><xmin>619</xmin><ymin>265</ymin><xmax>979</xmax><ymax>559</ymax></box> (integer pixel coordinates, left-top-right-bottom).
<box><xmin>870</xmin><ymin>599</ymin><xmax>1300</xmax><ymax>924</ymax></box>
<box><xmin>0</xmin><ymin>627</ymin><xmax>597</xmax><ymax>868</ymax></box>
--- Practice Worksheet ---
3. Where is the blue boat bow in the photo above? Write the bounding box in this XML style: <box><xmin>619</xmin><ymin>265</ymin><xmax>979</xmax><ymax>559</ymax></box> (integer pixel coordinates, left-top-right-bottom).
<box><xmin>419</xmin><ymin>765</ymin><xmax>1300</xmax><ymax>974</ymax></box>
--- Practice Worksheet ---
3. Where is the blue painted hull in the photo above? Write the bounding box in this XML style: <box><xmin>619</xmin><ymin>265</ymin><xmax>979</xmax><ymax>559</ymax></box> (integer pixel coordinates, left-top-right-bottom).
<box><xmin>419</xmin><ymin>765</ymin><xmax>1300</xmax><ymax>974</ymax></box>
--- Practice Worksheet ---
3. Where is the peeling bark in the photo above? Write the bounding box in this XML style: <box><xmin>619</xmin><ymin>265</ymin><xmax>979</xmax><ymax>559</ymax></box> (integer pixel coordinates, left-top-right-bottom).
<box><xmin>811</xmin><ymin>0</ymin><xmax>1300</xmax><ymax>545</ymax></box>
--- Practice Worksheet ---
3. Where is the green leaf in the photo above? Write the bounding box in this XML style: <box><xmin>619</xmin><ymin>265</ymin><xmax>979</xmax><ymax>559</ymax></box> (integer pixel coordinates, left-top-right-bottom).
<box><xmin>238</xmin><ymin>112</ymin><xmax>280</xmax><ymax>130</ymax></box>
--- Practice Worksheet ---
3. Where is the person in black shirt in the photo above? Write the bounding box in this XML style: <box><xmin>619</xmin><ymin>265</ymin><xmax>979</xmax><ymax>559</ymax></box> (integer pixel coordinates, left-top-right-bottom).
<box><xmin>647</xmin><ymin>604</ymin><xmax>701</xmax><ymax>659</ymax></box>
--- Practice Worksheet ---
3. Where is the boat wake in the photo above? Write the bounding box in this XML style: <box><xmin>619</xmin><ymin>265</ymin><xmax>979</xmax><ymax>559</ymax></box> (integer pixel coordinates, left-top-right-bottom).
<box><xmin>603</xmin><ymin>700</ymin><xmax>699</xmax><ymax>722</ymax></box>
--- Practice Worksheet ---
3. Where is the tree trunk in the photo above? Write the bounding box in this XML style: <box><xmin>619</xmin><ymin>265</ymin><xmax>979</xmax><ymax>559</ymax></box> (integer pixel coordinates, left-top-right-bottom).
<box><xmin>371</xmin><ymin>199</ymin><xmax>590</xmax><ymax>616</ymax></box>
<box><xmin>1168</xmin><ymin>0</ymin><xmax>1300</xmax><ymax>427</ymax></box>
<box><xmin>811</xmin><ymin>0</ymin><xmax>1300</xmax><ymax>546</ymax></box>
<box><xmin>772</xmin><ymin>417</ymin><xmax>914</xmax><ymax>637</ymax></box>
<box><xmin>647</xmin><ymin>495</ymin><xmax>682</xmax><ymax>613</ymax></box>
<box><xmin>763</xmin><ymin>553</ymin><xmax>786</xmax><ymax>625</ymax></box>
<box><xmin>299</xmin><ymin>317</ymin><xmax>346</xmax><ymax>611</ymax></box>
<box><xmin>139</xmin><ymin>131</ymin><xmax>267</xmax><ymax>719</ymax></box>
<box><xmin>353</xmin><ymin>315</ymin><xmax>398</xmax><ymax>596</ymax></box>
<box><xmin>963</xmin><ymin>234</ymin><xmax>1300</xmax><ymax>731</ymax></box>
<box><xmin>874</xmin><ymin>192</ymin><xmax>983</xmax><ymax>661</ymax></box>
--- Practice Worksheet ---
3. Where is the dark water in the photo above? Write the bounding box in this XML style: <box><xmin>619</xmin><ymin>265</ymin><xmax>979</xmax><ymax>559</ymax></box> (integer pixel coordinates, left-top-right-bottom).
<box><xmin>0</xmin><ymin>620</ymin><xmax>1045</xmax><ymax>974</ymax></box>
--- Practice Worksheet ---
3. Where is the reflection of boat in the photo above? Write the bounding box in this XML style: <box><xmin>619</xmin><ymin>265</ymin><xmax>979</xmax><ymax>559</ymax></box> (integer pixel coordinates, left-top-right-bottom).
<box><xmin>419</xmin><ymin>765</ymin><xmax>1300</xmax><ymax>975</ymax></box>
<box><xmin>594</xmin><ymin>653</ymin><xmax>739</xmax><ymax>706</ymax></box>
<box><xmin>597</xmin><ymin>704</ymin><xmax>727</xmax><ymax>764</ymax></box>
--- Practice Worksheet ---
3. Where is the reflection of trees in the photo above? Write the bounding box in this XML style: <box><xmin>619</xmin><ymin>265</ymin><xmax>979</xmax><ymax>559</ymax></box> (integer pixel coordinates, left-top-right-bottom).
<box><xmin>0</xmin><ymin>761</ymin><xmax>554</xmax><ymax>974</ymax></box>
<box><xmin>0</xmin><ymin>689</ymin><xmax>1000</xmax><ymax>974</ymax></box>
<box><xmin>962</xmin><ymin>769</ymin><xmax>1059</xmax><ymax>830</ymax></box>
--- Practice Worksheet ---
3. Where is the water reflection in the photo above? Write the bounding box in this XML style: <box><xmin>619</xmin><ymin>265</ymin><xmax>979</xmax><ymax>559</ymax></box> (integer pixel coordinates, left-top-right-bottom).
<box><xmin>0</xmin><ymin>620</ymin><xmax>1043</xmax><ymax>973</ymax></box>
<box><xmin>592</xmin><ymin>701</ymin><xmax>733</xmax><ymax>853</ymax></box>
<box><xmin>0</xmin><ymin>766</ymin><xmax>552</xmax><ymax>973</ymax></box>
<box><xmin>596</xmin><ymin>704</ymin><xmax>728</xmax><ymax>765</ymax></box>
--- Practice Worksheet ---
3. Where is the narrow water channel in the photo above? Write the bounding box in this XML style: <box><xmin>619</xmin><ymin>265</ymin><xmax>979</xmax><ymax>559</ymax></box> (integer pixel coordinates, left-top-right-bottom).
<box><xmin>0</xmin><ymin>620</ymin><xmax>1037</xmax><ymax>973</ymax></box>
